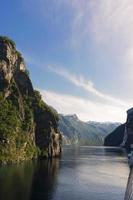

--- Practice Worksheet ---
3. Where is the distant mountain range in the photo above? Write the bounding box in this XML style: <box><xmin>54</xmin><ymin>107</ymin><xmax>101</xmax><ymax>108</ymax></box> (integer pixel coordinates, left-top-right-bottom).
<box><xmin>59</xmin><ymin>114</ymin><xmax>120</xmax><ymax>146</ymax></box>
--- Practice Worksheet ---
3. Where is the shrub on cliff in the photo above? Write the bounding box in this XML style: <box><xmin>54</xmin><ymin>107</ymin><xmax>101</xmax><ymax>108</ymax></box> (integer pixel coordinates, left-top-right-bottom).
<box><xmin>0</xmin><ymin>36</ymin><xmax>62</xmax><ymax>163</ymax></box>
<box><xmin>0</xmin><ymin>36</ymin><xmax>16</xmax><ymax>48</ymax></box>
<box><xmin>0</xmin><ymin>93</ymin><xmax>37</xmax><ymax>164</ymax></box>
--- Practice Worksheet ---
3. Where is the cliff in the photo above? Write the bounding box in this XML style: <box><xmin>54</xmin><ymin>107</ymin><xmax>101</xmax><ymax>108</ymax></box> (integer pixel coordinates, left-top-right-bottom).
<box><xmin>59</xmin><ymin>114</ymin><xmax>120</xmax><ymax>145</ymax></box>
<box><xmin>104</xmin><ymin>124</ymin><xmax>125</xmax><ymax>146</ymax></box>
<box><xmin>0</xmin><ymin>36</ymin><xmax>62</xmax><ymax>164</ymax></box>
<box><xmin>104</xmin><ymin>108</ymin><xmax>133</xmax><ymax>147</ymax></box>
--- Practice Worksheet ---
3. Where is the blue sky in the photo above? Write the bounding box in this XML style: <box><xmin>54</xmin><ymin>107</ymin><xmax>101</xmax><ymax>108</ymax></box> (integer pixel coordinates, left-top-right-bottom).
<box><xmin>1</xmin><ymin>0</ymin><xmax>133</xmax><ymax>122</ymax></box>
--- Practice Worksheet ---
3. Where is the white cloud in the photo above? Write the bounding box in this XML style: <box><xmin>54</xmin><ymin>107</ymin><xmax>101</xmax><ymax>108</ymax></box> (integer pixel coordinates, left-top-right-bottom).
<box><xmin>39</xmin><ymin>89</ymin><xmax>127</xmax><ymax>122</ymax></box>
<box><xmin>23</xmin><ymin>0</ymin><xmax>133</xmax><ymax>81</ymax></box>
<box><xmin>123</xmin><ymin>46</ymin><xmax>133</xmax><ymax>80</ymax></box>
<box><xmin>69</xmin><ymin>0</ymin><xmax>133</xmax><ymax>82</ymax></box>
<box><xmin>68</xmin><ymin>1</ymin><xmax>133</xmax><ymax>45</ymax></box>
<box><xmin>49</xmin><ymin>66</ymin><xmax>131</xmax><ymax>107</ymax></box>
<box><xmin>22</xmin><ymin>0</ymin><xmax>133</xmax><ymax>121</ymax></box>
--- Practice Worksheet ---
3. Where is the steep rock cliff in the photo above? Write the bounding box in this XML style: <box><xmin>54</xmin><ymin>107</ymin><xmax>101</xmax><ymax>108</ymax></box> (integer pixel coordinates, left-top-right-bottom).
<box><xmin>0</xmin><ymin>36</ymin><xmax>62</xmax><ymax>164</ymax></box>
<box><xmin>104</xmin><ymin>124</ymin><xmax>125</xmax><ymax>146</ymax></box>
<box><xmin>104</xmin><ymin>108</ymin><xmax>133</xmax><ymax>147</ymax></box>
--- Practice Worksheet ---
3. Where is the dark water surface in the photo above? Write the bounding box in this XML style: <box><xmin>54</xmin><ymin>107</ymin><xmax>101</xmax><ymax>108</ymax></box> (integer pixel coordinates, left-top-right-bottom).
<box><xmin>0</xmin><ymin>146</ymin><xmax>130</xmax><ymax>200</ymax></box>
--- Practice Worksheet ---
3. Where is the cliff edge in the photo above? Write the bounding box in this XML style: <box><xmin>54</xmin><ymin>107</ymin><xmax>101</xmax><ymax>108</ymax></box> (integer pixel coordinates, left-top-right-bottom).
<box><xmin>0</xmin><ymin>36</ymin><xmax>62</xmax><ymax>164</ymax></box>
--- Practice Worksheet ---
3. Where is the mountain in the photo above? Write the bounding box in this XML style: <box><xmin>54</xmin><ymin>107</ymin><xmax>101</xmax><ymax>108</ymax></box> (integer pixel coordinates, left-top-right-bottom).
<box><xmin>59</xmin><ymin>114</ymin><xmax>120</xmax><ymax>145</ymax></box>
<box><xmin>0</xmin><ymin>36</ymin><xmax>62</xmax><ymax>164</ymax></box>
<box><xmin>104</xmin><ymin>124</ymin><xmax>125</xmax><ymax>146</ymax></box>
<box><xmin>104</xmin><ymin>108</ymin><xmax>133</xmax><ymax>147</ymax></box>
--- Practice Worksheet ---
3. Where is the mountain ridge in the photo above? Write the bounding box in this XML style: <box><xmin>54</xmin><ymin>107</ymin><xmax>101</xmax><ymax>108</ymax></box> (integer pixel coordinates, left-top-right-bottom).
<box><xmin>59</xmin><ymin>114</ymin><xmax>120</xmax><ymax>145</ymax></box>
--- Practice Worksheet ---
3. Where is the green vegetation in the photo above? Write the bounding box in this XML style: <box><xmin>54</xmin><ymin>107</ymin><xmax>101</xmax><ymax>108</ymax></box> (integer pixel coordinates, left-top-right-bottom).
<box><xmin>16</xmin><ymin>50</ymin><xmax>25</xmax><ymax>63</ymax></box>
<box><xmin>0</xmin><ymin>93</ymin><xmax>20</xmax><ymax>140</ymax></box>
<box><xmin>0</xmin><ymin>36</ymin><xmax>24</xmax><ymax>63</ymax></box>
<box><xmin>0</xmin><ymin>36</ymin><xmax>61</xmax><ymax>164</ymax></box>
<box><xmin>0</xmin><ymin>92</ymin><xmax>37</xmax><ymax>164</ymax></box>
<box><xmin>0</xmin><ymin>81</ymin><xmax>60</xmax><ymax>163</ymax></box>
<box><xmin>34</xmin><ymin>90</ymin><xmax>59</xmax><ymax>120</ymax></box>
<box><xmin>0</xmin><ymin>36</ymin><xmax>16</xmax><ymax>48</ymax></box>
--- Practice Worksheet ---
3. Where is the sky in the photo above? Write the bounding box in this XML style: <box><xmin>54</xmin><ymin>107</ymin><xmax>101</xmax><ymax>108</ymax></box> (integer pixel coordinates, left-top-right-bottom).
<box><xmin>0</xmin><ymin>0</ymin><xmax>133</xmax><ymax>122</ymax></box>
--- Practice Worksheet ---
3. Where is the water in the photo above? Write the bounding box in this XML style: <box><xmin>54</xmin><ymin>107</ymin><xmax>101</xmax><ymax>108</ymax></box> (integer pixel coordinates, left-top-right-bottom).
<box><xmin>0</xmin><ymin>146</ymin><xmax>130</xmax><ymax>200</ymax></box>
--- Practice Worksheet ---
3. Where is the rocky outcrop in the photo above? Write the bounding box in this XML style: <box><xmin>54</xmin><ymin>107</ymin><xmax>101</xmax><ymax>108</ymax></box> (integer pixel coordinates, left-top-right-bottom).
<box><xmin>104</xmin><ymin>124</ymin><xmax>125</xmax><ymax>146</ymax></box>
<box><xmin>104</xmin><ymin>108</ymin><xmax>133</xmax><ymax>147</ymax></box>
<box><xmin>0</xmin><ymin>36</ymin><xmax>62</xmax><ymax>164</ymax></box>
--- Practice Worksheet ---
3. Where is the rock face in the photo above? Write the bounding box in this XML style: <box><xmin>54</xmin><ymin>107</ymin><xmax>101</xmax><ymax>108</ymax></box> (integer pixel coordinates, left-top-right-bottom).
<box><xmin>59</xmin><ymin>114</ymin><xmax>120</xmax><ymax>145</ymax></box>
<box><xmin>104</xmin><ymin>124</ymin><xmax>125</xmax><ymax>146</ymax></box>
<box><xmin>104</xmin><ymin>108</ymin><xmax>133</xmax><ymax>147</ymax></box>
<box><xmin>0</xmin><ymin>36</ymin><xmax>62</xmax><ymax>164</ymax></box>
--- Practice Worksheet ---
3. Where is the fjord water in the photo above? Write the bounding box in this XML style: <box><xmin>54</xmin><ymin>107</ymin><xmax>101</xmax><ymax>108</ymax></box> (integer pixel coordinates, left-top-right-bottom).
<box><xmin>0</xmin><ymin>146</ymin><xmax>129</xmax><ymax>200</ymax></box>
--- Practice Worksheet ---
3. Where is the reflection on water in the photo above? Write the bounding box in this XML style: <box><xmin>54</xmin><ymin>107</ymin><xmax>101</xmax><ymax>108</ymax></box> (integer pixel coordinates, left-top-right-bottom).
<box><xmin>30</xmin><ymin>159</ymin><xmax>59</xmax><ymax>200</ymax></box>
<box><xmin>0</xmin><ymin>161</ymin><xmax>34</xmax><ymax>200</ymax></box>
<box><xmin>0</xmin><ymin>146</ymin><xmax>130</xmax><ymax>200</ymax></box>
<box><xmin>0</xmin><ymin>159</ymin><xmax>59</xmax><ymax>200</ymax></box>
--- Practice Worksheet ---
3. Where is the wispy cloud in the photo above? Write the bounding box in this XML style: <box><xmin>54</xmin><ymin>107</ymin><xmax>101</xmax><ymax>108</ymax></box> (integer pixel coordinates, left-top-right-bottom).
<box><xmin>48</xmin><ymin>66</ymin><xmax>131</xmax><ymax>107</ymax></box>
<box><xmin>23</xmin><ymin>0</ymin><xmax>133</xmax><ymax>80</ymax></box>
<box><xmin>22</xmin><ymin>0</ymin><xmax>133</xmax><ymax>121</ymax></box>
<box><xmin>69</xmin><ymin>1</ymin><xmax>133</xmax><ymax>81</ymax></box>
<box><xmin>68</xmin><ymin>1</ymin><xmax>133</xmax><ymax>46</ymax></box>
<box><xmin>39</xmin><ymin>89</ymin><xmax>127</xmax><ymax>122</ymax></box>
